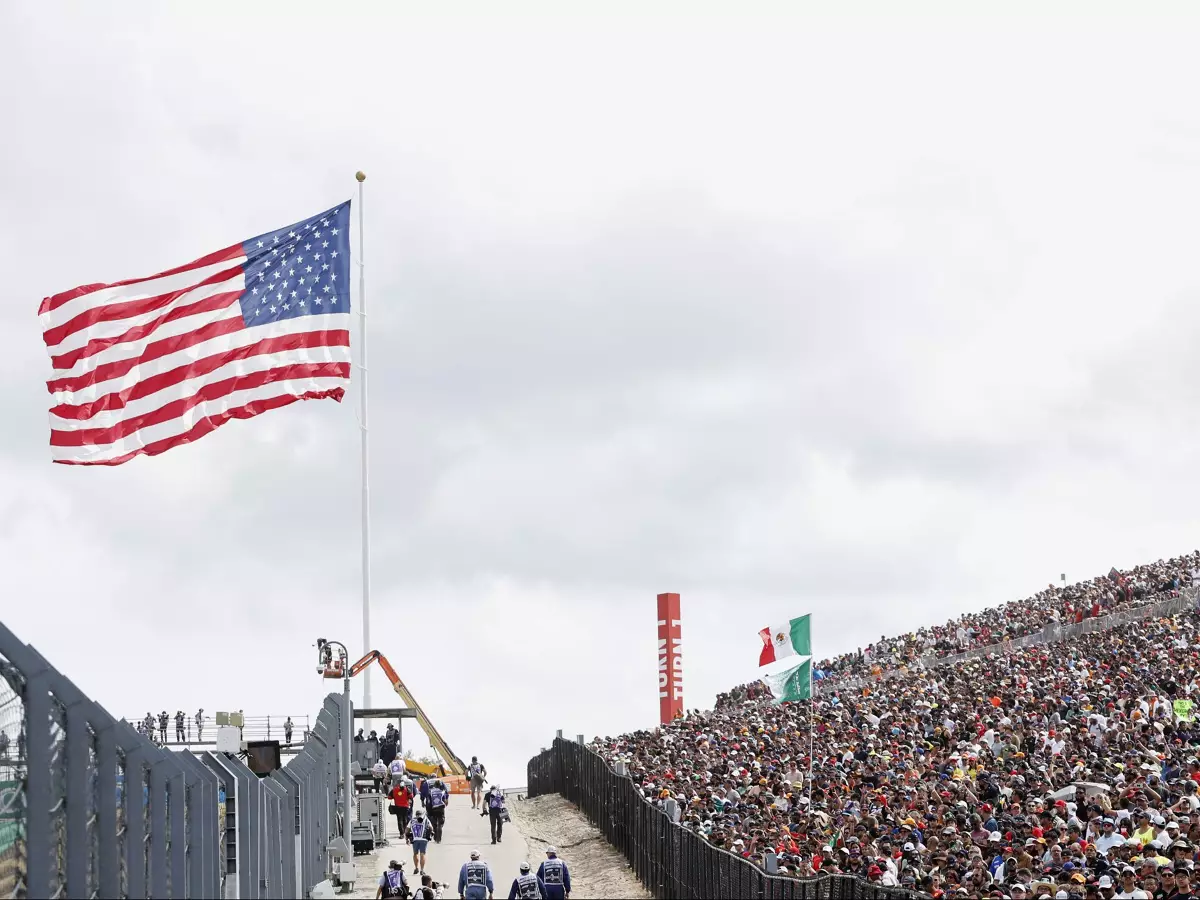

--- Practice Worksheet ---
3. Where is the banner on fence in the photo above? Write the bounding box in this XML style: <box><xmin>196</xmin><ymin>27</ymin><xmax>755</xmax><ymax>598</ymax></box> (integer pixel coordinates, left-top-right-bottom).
<box><xmin>657</xmin><ymin>592</ymin><xmax>683</xmax><ymax>724</ymax></box>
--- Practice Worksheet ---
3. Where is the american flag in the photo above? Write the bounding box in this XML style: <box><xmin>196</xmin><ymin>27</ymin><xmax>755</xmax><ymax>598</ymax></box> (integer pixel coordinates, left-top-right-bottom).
<box><xmin>39</xmin><ymin>202</ymin><xmax>353</xmax><ymax>465</ymax></box>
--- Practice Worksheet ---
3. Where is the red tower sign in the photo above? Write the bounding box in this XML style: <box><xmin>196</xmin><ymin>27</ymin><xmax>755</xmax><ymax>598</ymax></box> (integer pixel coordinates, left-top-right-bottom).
<box><xmin>656</xmin><ymin>592</ymin><xmax>683</xmax><ymax>724</ymax></box>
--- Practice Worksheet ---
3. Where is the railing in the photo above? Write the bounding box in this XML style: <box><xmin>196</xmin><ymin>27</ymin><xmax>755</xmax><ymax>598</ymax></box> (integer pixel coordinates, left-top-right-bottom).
<box><xmin>815</xmin><ymin>587</ymin><xmax>1200</xmax><ymax>696</ymax></box>
<box><xmin>121</xmin><ymin>714</ymin><xmax>312</xmax><ymax>746</ymax></box>
<box><xmin>0</xmin><ymin>621</ymin><xmax>351</xmax><ymax>899</ymax></box>
<box><xmin>527</xmin><ymin>738</ymin><xmax>912</xmax><ymax>900</ymax></box>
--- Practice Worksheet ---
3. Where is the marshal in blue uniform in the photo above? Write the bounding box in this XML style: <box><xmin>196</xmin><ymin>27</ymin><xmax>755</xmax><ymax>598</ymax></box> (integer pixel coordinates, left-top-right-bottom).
<box><xmin>536</xmin><ymin>848</ymin><xmax>570</xmax><ymax>900</ymax></box>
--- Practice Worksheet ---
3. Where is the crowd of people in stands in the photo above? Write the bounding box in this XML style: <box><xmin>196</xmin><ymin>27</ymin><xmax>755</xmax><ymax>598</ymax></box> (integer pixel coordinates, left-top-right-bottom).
<box><xmin>814</xmin><ymin>551</ymin><xmax>1200</xmax><ymax>689</ymax></box>
<box><xmin>593</xmin><ymin>551</ymin><xmax>1200</xmax><ymax>899</ymax></box>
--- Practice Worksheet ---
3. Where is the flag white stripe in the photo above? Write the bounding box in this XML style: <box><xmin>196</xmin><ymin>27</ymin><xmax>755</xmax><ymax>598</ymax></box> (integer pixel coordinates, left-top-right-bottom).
<box><xmin>45</xmin><ymin>272</ymin><xmax>245</xmax><ymax>357</ymax></box>
<box><xmin>50</xmin><ymin>344</ymin><xmax>352</xmax><ymax>432</ymax></box>
<box><xmin>51</xmin><ymin>313</ymin><xmax>350</xmax><ymax>406</ymax></box>
<box><xmin>51</xmin><ymin>302</ymin><xmax>244</xmax><ymax>380</ymax></box>
<box><xmin>50</xmin><ymin>375</ymin><xmax>347</xmax><ymax>463</ymax></box>
<box><xmin>40</xmin><ymin>256</ymin><xmax>247</xmax><ymax>332</ymax></box>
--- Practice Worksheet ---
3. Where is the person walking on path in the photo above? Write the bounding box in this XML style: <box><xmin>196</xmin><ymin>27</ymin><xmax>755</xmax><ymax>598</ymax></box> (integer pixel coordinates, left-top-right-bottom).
<box><xmin>427</xmin><ymin>779</ymin><xmax>449</xmax><ymax>843</ymax></box>
<box><xmin>468</xmin><ymin>756</ymin><xmax>487</xmax><ymax>809</ymax></box>
<box><xmin>482</xmin><ymin>785</ymin><xmax>506</xmax><ymax>844</ymax></box>
<box><xmin>390</xmin><ymin>778</ymin><xmax>414</xmax><ymax>837</ymax></box>
<box><xmin>458</xmin><ymin>849</ymin><xmax>494</xmax><ymax>900</ymax></box>
<box><xmin>536</xmin><ymin>848</ymin><xmax>570</xmax><ymax>900</ymax></box>
<box><xmin>507</xmin><ymin>862</ymin><xmax>542</xmax><ymax>899</ymax></box>
<box><xmin>406</xmin><ymin>809</ymin><xmax>433</xmax><ymax>876</ymax></box>
<box><xmin>375</xmin><ymin>860</ymin><xmax>408</xmax><ymax>899</ymax></box>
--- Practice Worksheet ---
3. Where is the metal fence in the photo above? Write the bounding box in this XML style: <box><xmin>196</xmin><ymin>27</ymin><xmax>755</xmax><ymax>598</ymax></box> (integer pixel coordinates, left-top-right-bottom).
<box><xmin>0</xmin><ymin>621</ymin><xmax>351</xmax><ymax>899</ymax></box>
<box><xmin>816</xmin><ymin>587</ymin><xmax>1200</xmax><ymax>696</ymax></box>
<box><xmin>527</xmin><ymin>738</ymin><xmax>912</xmax><ymax>900</ymax></box>
<box><xmin>121</xmin><ymin>714</ymin><xmax>313</xmax><ymax>748</ymax></box>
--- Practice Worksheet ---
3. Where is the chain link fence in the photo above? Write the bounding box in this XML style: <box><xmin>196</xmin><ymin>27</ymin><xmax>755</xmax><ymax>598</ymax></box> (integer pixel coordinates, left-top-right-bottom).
<box><xmin>528</xmin><ymin>738</ymin><xmax>913</xmax><ymax>900</ymax></box>
<box><xmin>0</xmin><ymin>621</ymin><xmax>351</xmax><ymax>899</ymax></box>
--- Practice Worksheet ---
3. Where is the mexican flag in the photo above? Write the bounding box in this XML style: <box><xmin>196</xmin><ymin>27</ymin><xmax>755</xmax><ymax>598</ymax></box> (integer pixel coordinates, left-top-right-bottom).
<box><xmin>759</xmin><ymin>615</ymin><xmax>811</xmax><ymax>666</ymax></box>
<box><xmin>762</xmin><ymin>658</ymin><xmax>812</xmax><ymax>703</ymax></box>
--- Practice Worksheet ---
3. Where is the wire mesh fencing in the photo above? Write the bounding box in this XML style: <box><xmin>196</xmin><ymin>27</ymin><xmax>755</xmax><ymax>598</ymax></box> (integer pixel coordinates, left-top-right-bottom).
<box><xmin>528</xmin><ymin>738</ymin><xmax>914</xmax><ymax>900</ymax></box>
<box><xmin>0</xmin><ymin>621</ymin><xmax>350</xmax><ymax>899</ymax></box>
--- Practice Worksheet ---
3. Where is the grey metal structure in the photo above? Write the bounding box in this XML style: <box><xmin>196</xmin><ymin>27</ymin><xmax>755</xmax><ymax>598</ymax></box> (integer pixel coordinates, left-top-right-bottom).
<box><xmin>0</xmin><ymin>621</ymin><xmax>354</xmax><ymax>899</ymax></box>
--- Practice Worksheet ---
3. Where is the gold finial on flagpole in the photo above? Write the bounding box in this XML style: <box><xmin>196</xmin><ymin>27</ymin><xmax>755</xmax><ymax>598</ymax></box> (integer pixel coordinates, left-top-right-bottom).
<box><xmin>355</xmin><ymin>171</ymin><xmax>366</xmax><ymax>182</ymax></box>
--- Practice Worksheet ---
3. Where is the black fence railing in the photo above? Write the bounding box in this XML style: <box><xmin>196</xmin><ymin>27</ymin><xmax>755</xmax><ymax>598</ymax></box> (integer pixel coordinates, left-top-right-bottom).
<box><xmin>527</xmin><ymin>738</ymin><xmax>914</xmax><ymax>900</ymax></box>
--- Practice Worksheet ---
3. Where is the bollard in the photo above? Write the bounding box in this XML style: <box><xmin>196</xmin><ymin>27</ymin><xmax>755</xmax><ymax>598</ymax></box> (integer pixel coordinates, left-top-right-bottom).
<box><xmin>576</xmin><ymin>734</ymin><xmax>584</xmax><ymax>745</ymax></box>
<box><xmin>556</xmin><ymin>729</ymin><xmax>563</xmax><ymax>740</ymax></box>
<box><xmin>764</xmin><ymin>850</ymin><xmax>778</xmax><ymax>875</ymax></box>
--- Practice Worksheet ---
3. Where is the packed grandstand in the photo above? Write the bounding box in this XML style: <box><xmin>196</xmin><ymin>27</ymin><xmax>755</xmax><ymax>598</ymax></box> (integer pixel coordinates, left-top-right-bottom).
<box><xmin>593</xmin><ymin>550</ymin><xmax>1200</xmax><ymax>899</ymax></box>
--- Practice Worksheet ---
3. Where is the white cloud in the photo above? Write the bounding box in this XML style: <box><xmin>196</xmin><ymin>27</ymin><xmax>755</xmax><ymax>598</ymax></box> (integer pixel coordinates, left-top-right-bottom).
<box><xmin>4</xmin><ymin>3</ymin><xmax>1200</xmax><ymax>781</ymax></box>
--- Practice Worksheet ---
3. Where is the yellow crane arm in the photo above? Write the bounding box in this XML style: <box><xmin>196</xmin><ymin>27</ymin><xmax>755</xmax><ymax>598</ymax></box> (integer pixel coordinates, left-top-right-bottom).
<box><xmin>348</xmin><ymin>650</ymin><xmax>467</xmax><ymax>776</ymax></box>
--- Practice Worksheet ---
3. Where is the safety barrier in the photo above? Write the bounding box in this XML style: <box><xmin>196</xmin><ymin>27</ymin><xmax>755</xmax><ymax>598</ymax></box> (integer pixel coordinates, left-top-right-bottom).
<box><xmin>527</xmin><ymin>738</ymin><xmax>912</xmax><ymax>900</ymax></box>
<box><xmin>0</xmin><ymin>621</ymin><xmax>351</xmax><ymax>899</ymax></box>
<box><xmin>121</xmin><ymin>714</ymin><xmax>313</xmax><ymax>747</ymax></box>
<box><xmin>815</xmin><ymin>587</ymin><xmax>1200</xmax><ymax>696</ymax></box>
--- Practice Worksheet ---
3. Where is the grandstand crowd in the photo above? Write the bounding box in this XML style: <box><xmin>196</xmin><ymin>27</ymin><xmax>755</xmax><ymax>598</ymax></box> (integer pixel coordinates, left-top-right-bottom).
<box><xmin>593</xmin><ymin>551</ymin><xmax>1200</xmax><ymax>899</ymax></box>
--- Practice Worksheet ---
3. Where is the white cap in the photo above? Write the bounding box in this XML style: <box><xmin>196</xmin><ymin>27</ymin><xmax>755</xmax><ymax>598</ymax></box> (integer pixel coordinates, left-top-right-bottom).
<box><xmin>546</xmin><ymin>846</ymin><xmax>557</xmax><ymax>855</ymax></box>
<box><xmin>470</xmin><ymin>849</ymin><xmax>480</xmax><ymax>860</ymax></box>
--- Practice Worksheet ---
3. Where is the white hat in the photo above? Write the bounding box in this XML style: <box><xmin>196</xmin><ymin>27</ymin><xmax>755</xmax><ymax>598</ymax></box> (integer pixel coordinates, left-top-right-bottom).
<box><xmin>1098</xmin><ymin>876</ymin><xmax>1113</xmax><ymax>888</ymax></box>
<box><xmin>546</xmin><ymin>846</ymin><xmax>557</xmax><ymax>855</ymax></box>
<box><xmin>470</xmin><ymin>849</ymin><xmax>480</xmax><ymax>860</ymax></box>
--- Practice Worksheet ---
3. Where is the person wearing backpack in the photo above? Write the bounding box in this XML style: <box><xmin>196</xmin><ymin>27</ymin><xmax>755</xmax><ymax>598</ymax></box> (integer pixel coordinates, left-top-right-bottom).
<box><xmin>375</xmin><ymin>860</ymin><xmax>409</xmax><ymax>900</ymax></box>
<box><xmin>427</xmin><ymin>779</ymin><xmax>449</xmax><ymax>843</ymax></box>
<box><xmin>391</xmin><ymin>779</ymin><xmax>414</xmax><ymax>837</ymax></box>
<box><xmin>406</xmin><ymin>809</ymin><xmax>433</xmax><ymax>876</ymax></box>
<box><xmin>482</xmin><ymin>785</ymin><xmax>506</xmax><ymax>844</ymax></box>
<box><xmin>468</xmin><ymin>757</ymin><xmax>488</xmax><ymax>809</ymax></box>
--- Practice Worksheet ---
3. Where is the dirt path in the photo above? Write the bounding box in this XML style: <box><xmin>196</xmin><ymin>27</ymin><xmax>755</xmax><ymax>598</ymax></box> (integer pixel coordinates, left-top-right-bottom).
<box><xmin>508</xmin><ymin>794</ymin><xmax>652</xmax><ymax>899</ymax></box>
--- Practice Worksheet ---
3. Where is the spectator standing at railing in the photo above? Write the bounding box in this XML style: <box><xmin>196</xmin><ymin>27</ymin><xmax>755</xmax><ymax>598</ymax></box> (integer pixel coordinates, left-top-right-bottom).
<box><xmin>158</xmin><ymin>710</ymin><xmax>169</xmax><ymax>743</ymax></box>
<box><xmin>0</xmin><ymin>729</ymin><xmax>8</xmax><ymax>759</ymax></box>
<box><xmin>175</xmin><ymin>710</ymin><xmax>185</xmax><ymax>742</ymax></box>
<box><xmin>284</xmin><ymin>716</ymin><xmax>294</xmax><ymax>744</ymax></box>
<box><xmin>195</xmin><ymin>709</ymin><xmax>205</xmax><ymax>740</ymax></box>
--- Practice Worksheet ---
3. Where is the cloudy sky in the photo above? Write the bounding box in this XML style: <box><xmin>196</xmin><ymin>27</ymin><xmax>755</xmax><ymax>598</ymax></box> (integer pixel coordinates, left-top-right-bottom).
<box><xmin>4</xmin><ymin>2</ymin><xmax>1200</xmax><ymax>782</ymax></box>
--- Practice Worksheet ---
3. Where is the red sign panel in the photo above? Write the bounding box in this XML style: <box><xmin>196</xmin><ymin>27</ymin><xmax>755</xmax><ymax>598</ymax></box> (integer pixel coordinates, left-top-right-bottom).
<box><xmin>657</xmin><ymin>592</ymin><xmax>683</xmax><ymax>724</ymax></box>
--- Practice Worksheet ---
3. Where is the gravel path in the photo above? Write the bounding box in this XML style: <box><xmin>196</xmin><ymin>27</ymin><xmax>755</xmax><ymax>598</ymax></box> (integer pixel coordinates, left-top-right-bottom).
<box><xmin>508</xmin><ymin>794</ymin><xmax>652</xmax><ymax>900</ymax></box>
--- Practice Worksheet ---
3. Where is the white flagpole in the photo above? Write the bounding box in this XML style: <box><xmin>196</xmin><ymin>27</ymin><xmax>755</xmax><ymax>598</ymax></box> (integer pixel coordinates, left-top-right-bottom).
<box><xmin>356</xmin><ymin>170</ymin><xmax>372</xmax><ymax>713</ymax></box>
<box><xmin>807</xmin><ymin>659</ymin><xmax>814</xmax><ymax>804</ymax></box>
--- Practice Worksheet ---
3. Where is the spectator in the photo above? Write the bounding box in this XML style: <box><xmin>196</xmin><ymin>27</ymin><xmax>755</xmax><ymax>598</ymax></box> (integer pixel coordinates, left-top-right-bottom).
<box><xmin>590</xmin><ymin>551</ymin><xmax>1200</xmax><ymax>898</ymax></box>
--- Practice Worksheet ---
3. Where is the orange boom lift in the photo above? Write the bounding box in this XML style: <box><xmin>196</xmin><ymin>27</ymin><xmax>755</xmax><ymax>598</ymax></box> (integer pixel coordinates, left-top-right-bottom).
<box><xmin>325</xmin><ymin>650</ymin><xmax>470</xmax><ymax>794</ymax></box>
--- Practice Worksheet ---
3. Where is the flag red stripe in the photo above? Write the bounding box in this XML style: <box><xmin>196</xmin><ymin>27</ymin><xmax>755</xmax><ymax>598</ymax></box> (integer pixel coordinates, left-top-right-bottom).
<box><xmin>758</xmin><ymin>627</ymin><xmax>775</xmax><ymax>667</ymax></box>
<box><xmin>42</xmin><ymin>263</ymin><xmax>243</xmax><ymax>349</ymax></box>
<box><xmin>51</xmin><ymin>330</ymin><xmax>351</xmax><ymax>420</ymax></box>
<box><xmin>38</xmin><ymin>244</ymin><xmax>243</xmax><ymax>316</ymax></box>
<box><xmin>50</xmin><ymin>361</ymin><xmax>350</xmax><ymax>446</ymax></box>
<box><xmin>51</xmin><ymin>388</ymin><xmax>345</xmax><ymax>466</ymax></box>
<box><xmin>46</xmin><ymin>316</ymin><xmax>248</xmax><ymax>395</ymax></box>
<box><xmin>49</xmin><ymin>290</ymin><xmax>242</xmax><ymax>371</ymax></box>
